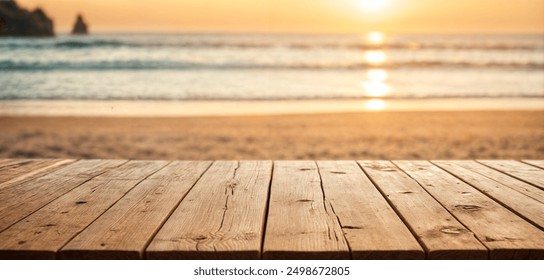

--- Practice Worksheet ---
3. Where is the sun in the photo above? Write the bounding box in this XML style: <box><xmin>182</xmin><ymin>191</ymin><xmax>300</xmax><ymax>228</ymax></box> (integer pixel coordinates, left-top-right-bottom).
<box><xmin>366</xmin><ymin>31</ymin><xmax>385</xmax><ymax>45</ymax></box>
<box><xmin>358</xmin><ymin>0</ymin><xmax>389</xmax><ymax>12</ymax></box>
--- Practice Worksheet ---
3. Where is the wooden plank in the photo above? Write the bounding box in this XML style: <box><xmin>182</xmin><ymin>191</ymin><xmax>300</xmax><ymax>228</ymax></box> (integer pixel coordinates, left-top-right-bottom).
<box><xmin>0</xmin><ymin>159</ymin><xmax>30</xmax><ymax>168</ymax></box>
<box><xmin>522</xmin><ymin>160</ymin><xmax>544</xmax><ymax>170</ymax></box>
<box><xmin>359</xmin><ymin>161</ymin><xmax>487</xmax><ymax>259</ymax></box>
<box><xmin>0</xmin><ymin>159</ymin><xmax>61</xmax><ymax>183</ymax></box>
<box><xmin>395</xmin><ymin>161</ymin><xmax>544</xmax><ymax>259</ymax></box>
<box><xmin>434</xmin><ymin>160</ymin><xmax>544</xmax><ymax>229</ymax></box>
<box><xmin>436</xmin><ymin>161</ymin><xmax>544</xmax><ymax>204</ymax></box>
<box><xmin>0</xmin><ymin>160</ymin><xmax>127</xmax><ymax>232</ymax></box>
<box><xmin>317</xmin><ymin>161</ymin><xmax>424</xmax><ymax>259</ymax></box>
<box><xmin>0</xmin><ymin>159</ymin><xmax>41</xmax><ymax>182</ymax></box>
<box><xmin>147</xmin><ymin>161</ymin><xmax>272</xmax><ymax>259</ymax></box>
<box><xmin>263</xmin><ymin>161</ymin><xmax>350</xmax><ymax>260</ymax></box>
<box><xmin>479</xmin><ymin>160</ymin><xmax>544</xmax><ymax>190</ymax></box>
<box><xmin>0</xmin><ymin>159</ymin><xmax>14</xmax><ymax>166</ymax></box>
<box><xmin>0</xmin><ymin>160</ymin><xmax>168</xmax><ymax>259</ymax></box>
<box><xmin>60</xmin><ymin>161</ymin><xmax>212</xmax><ymax>259</ymax></box>
<box><xmin>0</xmin><ymin>159</ymin><xmax>74</xmax><ymax>190</ymax></box>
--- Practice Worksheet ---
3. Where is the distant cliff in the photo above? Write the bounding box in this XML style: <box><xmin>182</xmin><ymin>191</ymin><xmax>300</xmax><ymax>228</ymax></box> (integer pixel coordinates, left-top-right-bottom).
<box><xmin>0</xmin><ymin>0</ymin><xmax>54</xmax><ymax>37</ymax></box>
<box><xmin>71</xmin><ymin>14</ymin><xmax>88</xmax><ymax>35</ymax></box>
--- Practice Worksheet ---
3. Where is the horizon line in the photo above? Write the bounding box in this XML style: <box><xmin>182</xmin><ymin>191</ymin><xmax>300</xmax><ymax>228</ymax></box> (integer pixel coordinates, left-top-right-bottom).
<box><xmin>51</xmin><ymin>29</ymin><xmax>544</xmax><ymax>36</ymax></box>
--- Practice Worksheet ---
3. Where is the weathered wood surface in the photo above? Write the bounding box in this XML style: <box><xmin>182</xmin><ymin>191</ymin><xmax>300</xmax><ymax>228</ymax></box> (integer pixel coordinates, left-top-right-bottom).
<box><xmin>479</xmin><ymin>160</ymin><xmax>544</xmax><ymax>190</ymax></box>
<box><xmin>317</xmin><ymin>161</ymin><xmax>424</xmax><ymax>259</ymax></box>
<box><xmin>263</xmin><ymin>161</ymin><xmax>350</xmax><ymax>259</ymax></box>
<box><xmin>523</xmin><ymin>160</ymin><xmax>544</xmax><ymax>170</ymax></box>
<box><xmin>0</xmin><ymin>160</ymin><xmax>127</xmax><ymax>232</ymax></box>
<box><xmin>0</xmin><ymin>159</ymin><xmax>543</xmax><ymax>260</ymax></box>
<box><xmin>395</xmin><ymin>161</ymin><xmax>544</xmax><ymax>259</ymax></box>
<box><xmin>0</xmin><ymin>161</ymin><xmax>167</xmax><ymax>259</ymax></box>
<box><xmin>359</xmin><ymin>161</ymin><xmax>487</xmax><ymax>259</ymax></box>
<box><xmin>61</xmin><ymin>161</ymin><xmax>212</xmax><ymax>259</ymax></box>
<box><xmin>147</xmin><ymin>161</ymin><xmax>272</xmax><ymax>259</ymax></box>
<box><xmin>434</xmin><ymin>160</ymin><xmax>544</xmax><ymax>229</ymax></box>
<box><xmin>0</xmin><ymin>159</ymin><xmax>74</xmax><ymax>189</ymax></box>
<box><xmin>437</xmin><ymin>161</ymin><xmax>544</xmax><ymax>204</ymax></box>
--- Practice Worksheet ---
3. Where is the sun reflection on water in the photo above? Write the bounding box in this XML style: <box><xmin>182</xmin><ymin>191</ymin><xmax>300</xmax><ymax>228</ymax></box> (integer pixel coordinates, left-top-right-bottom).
<box><xmin>364</xmin><ymin>99</ymin><xmax>387</xmax><ymax>110</ymax></box>
<box><xmin>361</xmin><ymin>32</ymin><xmax>391</xmax><ymax>108</ymax></box>
<box><xmin>363</xmin><ymin>68</ymin><xmax>390</xmax><ymax>97</ymax></box>
<box><xmin>362</xmin><ymin>81</ymin><xmax>390</xmax><ymax>97</ymax></box>
<box><xmin>361</xmin><ymin>32</ymin><xmax>390</xmax><ymax>110</ymax></box>
<box><xmin>367</xmin><ymin>69</ymin><xmax>388</xmax><ymax>81</ymax></box>
<box><xmin>364</xmin><ymin>50</ymin><xmax>387</xmax><ymax>65</ymax></box>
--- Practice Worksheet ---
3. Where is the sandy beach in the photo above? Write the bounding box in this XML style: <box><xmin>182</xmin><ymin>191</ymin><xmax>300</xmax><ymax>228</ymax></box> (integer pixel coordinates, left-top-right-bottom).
<box><xmin>1</xmin><ymin>110</ymin><xmax>542</xmax><ymax>160</ymax></box>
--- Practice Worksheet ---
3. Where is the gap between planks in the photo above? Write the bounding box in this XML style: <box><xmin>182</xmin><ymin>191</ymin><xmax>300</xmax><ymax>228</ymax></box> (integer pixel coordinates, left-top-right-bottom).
<box><xmin>0</xmin><ymin>161</ymin><xmax>169</xmax><ymax>259</ymax></box>
<box><xmin>60</xmin><ymin>161</ymin><xmax>213</xmax><ymax>259</ymax></box>
<box><xmin>394</xmin><ymin>161</ymin><xmax>544</xmax><ymax>259</ymax></box>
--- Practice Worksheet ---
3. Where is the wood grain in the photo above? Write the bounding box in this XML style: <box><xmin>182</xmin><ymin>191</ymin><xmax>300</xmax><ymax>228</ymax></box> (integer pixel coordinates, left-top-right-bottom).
<box><xmin>0</xmin><ymin>159</ymin><xmax>74</xmax><ymax>190</ymax></box>
<box><xmin>438</xmin><ymin>161</ymin><xmax>544</xmax><ymax>204</ymax></box>
<box><xmin>0</xmin><ymin>160</ymin><xmax>168</xmax><ymax>259</ymax></box>
<box><xmin>395</xmin><ymin>160</ymin><xmax>544</xmax><ymax>259</ymax></box>
<box><xmin>61</xmin><ymin>161</ymin><xmax>212</xmax><ymax>259</ymax></box>
<box><xmin>523</xmin><ymin>160</ymin><xmax>544</xmax><ymax>170</ymax></box>
<box><xmin>147</xmin><ymin>161</ymin><xmax>272</xmax><ymax>259</ymax></box>
<box><xmin>1</xmin><ymin>159</ymin><xmax>543</xmax><ymax>260</ymax></box>
<box><xmin>317</xmin><ymin>161</ymin><xmax>424</xmax><ymax>259</ymax></box>
<box><xmin>479</xmin><ymin>160</ymin><xmax>544</xmax><ymax>190</ymax></box>
<box><xmin>0</xmin><ymin>160</ymin><xmax>126</xmax><ymax>232</ymax></box>
<box><xmin>0</xmin><ymin>159</ymin><xmax>67</xmax><ymax>183</ymax></box>
<box><xmin>263</xmin><ymin>161</ymin><xmax>350</xmax><ymax>260</ymax></box>
<box><xmin>359</xmin><ymin>161</ymin><xmax>487</xmax><ymax>259</ymax></box>
<box><xmin>434</xmin><ymin>160</ymin><xmax>544</xmax><ymax>229</ymax></box>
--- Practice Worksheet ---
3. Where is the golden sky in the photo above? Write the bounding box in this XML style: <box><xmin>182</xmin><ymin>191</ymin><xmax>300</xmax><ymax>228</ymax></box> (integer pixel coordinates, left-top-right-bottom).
<box><xmin>19</xmin><ymin>0</ymin><xmax>544</xmax><ymax>33</ymax></box>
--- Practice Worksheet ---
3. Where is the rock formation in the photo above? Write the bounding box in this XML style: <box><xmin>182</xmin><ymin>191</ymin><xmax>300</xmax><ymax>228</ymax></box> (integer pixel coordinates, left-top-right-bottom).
<box><xmin>0</xmin><ymin>0</ymin><xmax>54</xmax><ymax>36</ymax></box>
<box><xmin>71</xmin><ymin>14</ymin><xmax>88</xmax><ymax>35</ymax></box>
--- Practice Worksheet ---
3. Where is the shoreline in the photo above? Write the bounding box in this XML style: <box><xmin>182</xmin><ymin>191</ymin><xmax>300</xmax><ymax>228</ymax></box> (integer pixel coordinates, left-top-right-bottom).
<box><xmin>1</xmin><ymin>98</ymin><xmax>543</xmax><ymax>117</ymax></box>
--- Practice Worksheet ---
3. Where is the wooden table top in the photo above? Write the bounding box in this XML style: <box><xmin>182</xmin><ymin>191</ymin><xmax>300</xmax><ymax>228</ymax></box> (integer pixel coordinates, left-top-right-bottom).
<box><xmin>0</xmin><ymin>159</ymin><xmax>543</xmax><ymax>260</ymax></box>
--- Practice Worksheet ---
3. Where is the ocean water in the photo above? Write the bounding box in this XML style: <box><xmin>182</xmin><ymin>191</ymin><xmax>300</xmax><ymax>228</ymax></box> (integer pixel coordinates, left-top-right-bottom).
<box><xmin>0</xmin><ymin>33</ymin><xmax>543</xmax><ymax>100</ymax></box>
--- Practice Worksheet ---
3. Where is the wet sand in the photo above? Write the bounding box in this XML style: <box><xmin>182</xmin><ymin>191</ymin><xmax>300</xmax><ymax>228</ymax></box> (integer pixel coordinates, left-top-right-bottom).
<box><xmin>0</xmin><ymin>111</ymin><xmax>543</xmax><ymax>160</ymax></box>
<box><xmin>2</xmin><ymin>98</ymin><xmax>544</xmax><ymax>117</ymax></box>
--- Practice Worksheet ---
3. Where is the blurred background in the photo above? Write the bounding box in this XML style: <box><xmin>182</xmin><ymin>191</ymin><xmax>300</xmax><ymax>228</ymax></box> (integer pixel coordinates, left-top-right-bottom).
<box><xmin>0</xmin><ymin>0</ymin><xmax>543</xmax><ymax>160</ymax></box>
